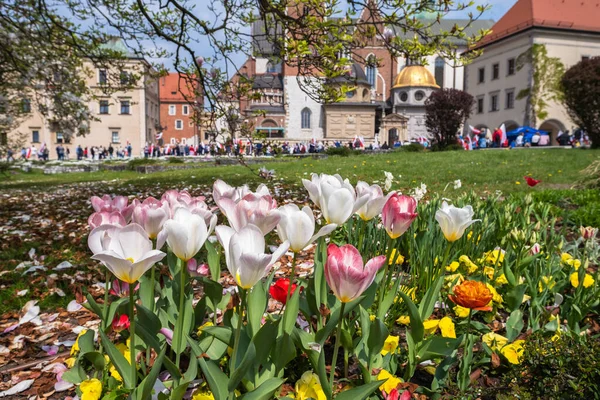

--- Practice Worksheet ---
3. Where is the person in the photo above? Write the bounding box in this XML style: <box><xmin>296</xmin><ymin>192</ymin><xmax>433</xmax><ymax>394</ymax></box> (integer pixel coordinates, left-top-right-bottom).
<box><xmin>20</xmin><ymin>147</ymin><xmax>27</xmax><ymax>159</ymax></box>
<box><xmin>381</xmin><ymin>141</ymin><xmax>389</xmax><ymax>150</ymax></box>
<box><xmin>516</xmin><ymin>133</ymin><xmax>524</xmax><ymax>147</ymax></box>
<box><xmin>531</xmin><ymin>132</ymin><xmax>541</xmax><ymax>146</ymax></box>
<box><xmin>66</xmin><ymin>147</ymin><xmax>70</xmax><ymax>160</ymax></box>
<box><xmin>108</xmin><ymin>144</ymin><xmax>114</xmax><ymax>159</ymax></box>
<box><xmin>492</xmin><ymin>128</ymin><xmax>502</xmax><ymax>148</ymax></box>
<box><xmin>6</xmin><ymin>148</ymin><xmax>14</xmax><ymax>162</ymax></box>
<box><xmin>539</xmin><ymin>133</ymin><xmax>549</xmax><ymax>146</ymax></box>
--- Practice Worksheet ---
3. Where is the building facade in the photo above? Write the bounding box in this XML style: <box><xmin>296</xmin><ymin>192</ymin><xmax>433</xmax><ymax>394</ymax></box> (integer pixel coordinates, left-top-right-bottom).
<box><xmin>464</xmin><ymin>0</ymin><xmax>600</xmax><ymax>144</ymax></box>
<box><xmin>7</xmin><ymin>38</ymin><xmax>160</xmax><ymax>159</ymax></box>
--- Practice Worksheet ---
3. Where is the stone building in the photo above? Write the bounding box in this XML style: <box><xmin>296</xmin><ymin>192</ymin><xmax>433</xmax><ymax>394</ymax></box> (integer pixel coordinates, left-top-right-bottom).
<box><xmin>464</xmin><ymin>0</ymin><xmax>600</xmax><ymax>144</ymax></box>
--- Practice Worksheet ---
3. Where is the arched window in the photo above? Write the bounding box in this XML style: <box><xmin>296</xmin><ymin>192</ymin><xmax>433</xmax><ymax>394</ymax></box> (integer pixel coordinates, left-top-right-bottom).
<box><xmin>301</xmin><ymin>108</ymin><xmax>311</xmax><ymax>129</ymax></box>
<box><xmin>435</xmin><ymin>57</ymin><xmax>445</xmax><ymax>88</ymax></box>
<box><xmin>366</xmin><ymin>55</ymin><xmax>377</xmax><ymax>88</ymax></box>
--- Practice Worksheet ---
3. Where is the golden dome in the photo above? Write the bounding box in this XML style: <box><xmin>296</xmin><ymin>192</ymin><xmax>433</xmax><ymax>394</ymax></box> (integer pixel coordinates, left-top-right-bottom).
<box><xmin>393</xmin><ymin>65</ymin><xmax>440</xmax><ymax>89</ymax></box>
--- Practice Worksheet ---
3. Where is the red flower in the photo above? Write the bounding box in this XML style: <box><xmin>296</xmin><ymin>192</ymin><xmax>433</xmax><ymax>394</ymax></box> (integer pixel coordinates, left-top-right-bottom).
<box><xmin>112</xmin><ymin>314</ymin><xmax>130</xmax><ymax>332</ymax></box>
<box><xmin>524</xmin><ymin>176</ymin><xmax>541</xmax><ymax>187</ymax></box>
<box><xmin>269</xmin><ymin>278</ymin><xmax>299</xmax><ymax>304</ymax></box>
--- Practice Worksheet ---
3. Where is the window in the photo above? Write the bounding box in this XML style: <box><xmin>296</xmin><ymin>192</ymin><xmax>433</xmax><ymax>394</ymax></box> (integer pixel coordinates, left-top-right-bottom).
<box><xmin>582</xmin><ymin>55</ymin><xmax>590</xmax><ymax>62</ymax></box>
<box><xmin>120</xmin><ymin>71</ymin><xmax>129</xmax><ymax>85</ymax></box>
<box><xmin>478</xmin><ymin>67</ymin><xmax>485</xmax><ymax>83</ymax></box>
<box><xmin>182</xmin><ymin>105</ymin><xmax>189</xmax><ymax>115</ymax></box>
<box><xmin>22</xmin><ymin>99</ymin><xmax>31</xmax><ymax>113</ymax></box>
<box><xmin>492</xmin><ymin>63</ymin><xmax>499</xmax><ymax>80</ymax></box>
<box><xmin>434</xmin><ymin>57</ymin><xmax>445</xmax><ymax>88</ymax></box>
<box><xmin>56</xmin><ymin>132</ymin><xmax>64</xmax><ymax>144</ymax></box>
<box><xmin>400</xmin><ymin>92</ymin><xmax>408</xmax><ymax>102</ymax></box>
<box><xmin>301</xmin><ymin>108</ymin><xmax>311</xmax><ymax>129</ymax></box>
<box><xmin>112</xmin><ymin>131</ymin><xmax>120</xmax><ymax>143</ymax></box>
<box><xmin>346</xmin><ymin>90</ymin><xmax>355</xmax><ymax>98</ymax></box>
<box><xmin>99</xmin><ymin>69</ymin><xmax>107</xmax><ymax>84</ymax></box>
<box><xmin>490</xmin><ymin>93</ymin><xmax>499</xmax><ymax>112</ymax></box>
<box><xmin>366</xmin><ymin>55</ymin><xmax>377</xmax><ymax>88</ymax></box>
<box><xmin>477</xmin><ymin>97</ymin><xmax>484</xmax><ymax>114</ymax></box>
<box><xmin>506</xmin><ymin>90</ymin><xmax>515</xmax><ymax>109</ymax></box>
<box><xmin>169</xmin><ymin>105</ymin><xmax>176</xmax><ymax>116</ymax></box>
<box><xmin>266</xmin><ymin>61</ymin><xmax>281</xmax><ymax>73</ymax></box>
<box><xmin>120</xmin><ymin>100</ymin><xmax>130</xmax><ymax>114</ymax></box>
<box><xmin>170</xmin><ymin>138</ymin><xmax>177</xmax><ymax>145</ymax></box>
<box><xmin>32</xmin><ymin>130</ymin><xmax>40</xmax><ymax>143</ymax></box>
<box><xmin>507</xmin><ymin>58</ymin><xmax>516</xmax><ymax>76</ymax></box>
<box><xmin>0</xmin><ymin>132</ymin><xmax>7</xmax><ymax>146</ymax></box>
<box><xmin>175</xmin><ymin>119</ymin><xmax>183</xmax><ymax>130</ymax></box>
<box><xmin>415</xmin><ymin>91</ymin><xmax>425</xmax><ymax>101</ymax></box>
<box><xmin>99</xmin><ymin>100</ymin><xmax>109</xmax><ymax>114</ymax></box>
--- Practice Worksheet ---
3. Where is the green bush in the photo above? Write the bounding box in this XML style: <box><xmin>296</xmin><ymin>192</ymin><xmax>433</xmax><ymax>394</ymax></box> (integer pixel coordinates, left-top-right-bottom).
<box><xmin>497</xmin><ymin>332</ymin><xmax>600</xmax><ymax>400</ymax></box>
<box><xmin>430</xmin><ymin>143</ymin><xmax>464</xmax><ymax>152</ymax></box>
<box><xmin>399</xmin><ymin>143</ymin><xmax>425</xmax><ymax>152</ymax></box>
<box><xmin>326</xmin><ymin>146</ymin><xmax>353</xmax><ymax>157</ymax></box>
<box><xmin>167</xmin><ymin>157</ymin><xmax>184</xmax><ymax>164</ymax></box>
<box><xmin>127</xmin><ymin>158</ymin><xmax>158</xmax><ymax>170</ymax></box>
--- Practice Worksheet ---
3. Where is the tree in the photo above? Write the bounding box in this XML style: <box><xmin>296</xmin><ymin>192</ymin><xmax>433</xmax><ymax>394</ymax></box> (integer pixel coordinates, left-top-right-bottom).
<box><xmin>516</xmin><ymin>44</ymin><xmax>565</xmax><ymax>127</ymax></box>
<box><xmin>425</xmin><ymin>88</ymin><xmax>474</xmax><ymax>148</ymax></box>
<box><xmin>562</xmin><ymin>57</ymin><xmax>600</xmax><ymax>148</ymax></box>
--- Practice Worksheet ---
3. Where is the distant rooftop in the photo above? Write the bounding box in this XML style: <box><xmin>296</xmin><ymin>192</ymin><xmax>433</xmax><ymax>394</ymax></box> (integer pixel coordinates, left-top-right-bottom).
<box><xmin>99</xmin><ymin>37</ymin><xmax>140</xmax><ymax>59</ymax></box>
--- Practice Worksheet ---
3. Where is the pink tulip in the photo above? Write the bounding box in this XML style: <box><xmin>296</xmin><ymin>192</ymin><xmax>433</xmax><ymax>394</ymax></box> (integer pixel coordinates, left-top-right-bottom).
<box><xmin>580</xmin><ymin>226</ymin><xmax>598</xmax><ymax>240</ymax></box>
<box><xmin>212</xmin><ymin>180</ymin><xmax>270</xmax><ymax>211</ymax></box>
<box><xmin>187</xmin><ymin>259</ymin><xmax>210</xmax><ymax>277</ymax></box>
<box><xmin>112</xmin><ymin>314</ymin><xmax>130</xmax><ymax>332</ymax></box>
<box><xmin>381</xmin><ymin>194</ymin><xmax>418</xmax><ymax>239</ymax></box>
<box><xmin>159</xmin><ymin>328</ymin><xmax>173</xmax><ymax>345</ymax></box>
<box><xmin>90</xmin><ymin>195</ymin><xmax>136</xmax><ymax>220</ymax></box>
<box><xmin>132</xmin><ymin>197</ymin><xmax>170</xmax><ymax>239</ymax></box>
<box><xmin>88</xmin><ymin>211</ymin><xmax>126</xmax><ymax>230</ymax></box>
<box><xmin>325</xmin><ymin>244</ymin><xmax>386</xmax><ymax>303</ymax></box>
<box><xmin>109</xmin><ymin>279</ymin><xmax>139</xmax><ymax>297</ymax></box>
<box><xmin>218</xmin><ymin>193</ymin><xmax>280</xmax><ymax>235</ymax></box>
<box><xmin>529</xmin><ymin>243</ymin><xmax>541</xmax><ymax>255</ymax></box>
<box><xmin>161</xmin><ymin>189</ymin><xmax>210</xmax><ymax>220</ymax></box>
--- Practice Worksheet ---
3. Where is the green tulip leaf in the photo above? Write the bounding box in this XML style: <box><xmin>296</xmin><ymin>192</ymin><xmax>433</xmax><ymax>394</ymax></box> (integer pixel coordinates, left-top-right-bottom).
<box><xmin>397</xmin><ymin>290</ymin><xmax>424</xmax><ymax>343</ymax></box>
<box><xmin>239</xmin><ymin>378</ymin><xmax>284</xmax><ymax>400</ymax></box>
<box><xmin>283</xmin><ymin>286</ymin><xmax>301</xmax><ymax>334</ymax></box>
<box><xmin>205</xmin><ymin>240</ymin><xmax>221</xmax><ymax>282</ymax></box>
<box><xmin>99</xmin><ymin>329</ymin><xmax>134</xmax><ymax>389</ymax></box>
<box><xmin>228</xmin><ymin>342</ymin><xmax>256</xmax><ymax>392</ymax></box>
<box><xmin>248</xmin><ymin>283</ymin><xmax>268</xmax><ymax>337</ymax></box>
<box><xmin>334</xmin><ymin>380</ymin><xmax>386</xmax><ymax>400</ymax></box>
<box><xmin>132</xmin><ymin>346</ymin><xmax>166</xmax><ymax>400</ymax></box>
<box><xmin>190</xmin><ymin>337</ymin><xmax>230</xmax><ymax>400</ymax></box>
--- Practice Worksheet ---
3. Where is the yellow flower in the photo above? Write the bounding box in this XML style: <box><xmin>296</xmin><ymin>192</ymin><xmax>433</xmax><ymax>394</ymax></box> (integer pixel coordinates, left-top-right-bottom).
<box><xmin>485</xmin><ymin>249</ymin><xmax>505</xmax><ymax>265</ymax></box>
<box><xmin>495</xmin><ymin>274</ymin><xmax>508</xmax><ymax>285</ymax></box>
<box><xmin>482</xmin><ymin>332</ymin><xmax>508</xmax><ymax>351</ymax></box>
<box><xmin>459</xmin><ymin>255</ymin><xmax>479</xmax><ymax>273</ymax></box>
<box><xmin>500</xmin><ymin>340</ymin><xmax>524</xmax><ymax>365</ymax></box>
<box><xmin>400</xmin><ymin>286</ymin><xmax>417</xmax><ymax>301</ymax></box>
<box><xmin>116</xmin><ymin>343</ymin><xmax>131</xmax><ymax>364</ymax></box>
<box><xmin>381</xmin><ymin>335</ymin><xmax>399</xmax><ymax>356</ymax></box>
<box><xmin>486</xmin><ymin>283</ymin><xmax>503</xmax><ymax>304</ymax></box>
<box><xmin>197</xmin><ymin>321</ymin><xmax>214</xmax><ymax>335</ymax></box>
<box><xmin>192</xmin><ymin>390</ymin><xmax>215</xmax><ymax>400</ymax></box>
<box><xmin>396</xmin><ymin>315</ymin><xmax>410</xmax><ymax>325</ymax></box>
<box><xmin>80</xmin><ymin>378</ymin><xmax>102</xmax><ymax>400</ymax></box>
<box><xmin>570</xmin><ymin>272</ymin><xmax>579</xmax><ymax>287</ymax></box>
<box><xmin>453</xmin><ymin>305</ymin><xmax>470</xmax><ymax>318</ymax></box>
<box><xmin>65</xmin><ymin>357</ymin><xmax>76</xmax><ymax>368</ymax></box>
<box><xmin>377</xmin><ymin>369</ymin><xmax>402</xmax><ymax>395</ymax></box>
<box><xmin>423</xmin><ymin>319</ymin><xmax>440</xmax><ymax>335</ymax></box>
<box><xmin>445</xmin><ymin>261</ymin><xmax>460</xmax><ymax>272</ymax></box>
<box><xmin>515</xmin><ymin>181</ymin><xmax>520</xmax><ymax>185</ymax></box>
<box><xmin>70</xmin><ymin>329</ymin><xmax>88</xmax><ymax>356</ymax></box>
<box><xmin>389</xmin><ymin>249</ymin><xmax>404</xmax><ymax>265</ymax></box>
<box><xmin>295</xmin><ymin>371</ymin><xmax>326</xmax><ymax>400</ymax></box>
<box><xmin>444</xmin><ymin>273</ymin><xmax>464</xmax><ymax>288</ymax></box>
<box><xmin>369</xmin><ymin>315</ymin><xmax>376</xmax><ymax>322</ymax></box>
<box><xmin>583</xmin><ymin>274</ymin><xmax>595</xmax><ymax>288</ymax></box>
<box><xmin>484</xmin><ymin>266</ymin><xmax>495</xmax><ymax>279</ymax></box>
<box><xmin>538</xmin><ymin>276</ymin><xmax>556</xmax><ymax>293</ymax></box>
<box><xmin>439</xmin><ymin>317</ymin><xmax>456</xmax><ymax>338</ymax></box>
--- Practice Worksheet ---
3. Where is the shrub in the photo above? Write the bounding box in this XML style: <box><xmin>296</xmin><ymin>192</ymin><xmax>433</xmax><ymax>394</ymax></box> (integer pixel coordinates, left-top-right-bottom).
<box><xmin>167</xmin><ymin>157</ymin><xmax>184</xmax><ymax>164</ymax></box>
<box><xmin>430</xmin><ymin>143</ymin><xmax>464</xmax><ymax>152</ymax></box>
<box><xmin>498</xmin><ymin>332</ymin><xmax>600</xmax><ymax>399</ymax></box>
<box><xmin>127</xmin><ymin>158</ymin><xmax>158</xmax><ymax>170</ymax></box>
<box><xmin>325</xmin><ymin>146</ymin><xmax>353</xmax><ymax>157</ymax></box>
<box><xmin>399</xmin><ymin>143</ymin><xmax>425</xmax><ymax>152</ymax></box>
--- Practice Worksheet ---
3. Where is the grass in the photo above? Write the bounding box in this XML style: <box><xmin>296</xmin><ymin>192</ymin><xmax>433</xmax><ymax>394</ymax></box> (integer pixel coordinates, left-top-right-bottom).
<box><xmin>2</xmin><ymin>148</ymin><xmax>598</xmax><ymax>194</ymax></box>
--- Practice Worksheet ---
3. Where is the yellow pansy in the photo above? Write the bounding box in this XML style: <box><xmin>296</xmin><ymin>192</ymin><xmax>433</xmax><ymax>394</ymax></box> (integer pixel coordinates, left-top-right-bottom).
<box><xmin>389</xmin><ymin>249</ymin><xmax>404</xmax><ymax>265</ymax></box>
<box><xmin>538</xmin><ymin>276</ymin><xmax>556</xmax><ymax>293</ymax></box>
<box><xmin>192</xmin><ymin>390</ymin><xmax>215</xmax><ymax>400</ymax></box>
<box><xmin>377</xmin><ymin>369</ymin><xmax>402</xmax><ymax>395</ymax></box>
<box><xmin>80</xmin><ymin>378</ymin><xmax>102</xmax><ymax>400</ymax></box>
<box><xmin>70</xmin><ymin>329</ymin><xmax>88</xmax><ymax>356</ymax></box>
<box><xmin>423</xmin><ymin>319</ymin><xmax>440</xmax><ymax>335</ymax></box>
<box><xmin>197</xmin><ymin>321</ymin><xmax>214</xmax><ymax>335</ymax></box>
<box><xmin>453</xmin><ymin>305</ymin><xmax>470</xmax><ymax>318</ymax></box>
<box><xmin>583</xmin><ymin>274</ymin><xmax>595</xmax><ymax>288</ymax></box>
<box><xmin>116</xmin><ymin>343</ymin><xmax>131</xmax><ymax>364</ymax></box>
<box><xmin>445</xmin><ymin>273</ymin><xmax>464</xmax><ymax>288</ymax></box>
<box><xmin>396</xmin><ymin>315</ymin><xmax>410</xmax><ymax>325</ymax></box>
<box><xmin>482</xmin><ymin>332</ymin><xmax>508</xmax><ymax>351</ymax></box>
<box><xmin>65</xmin><ymin>357</ymin><xmax>76</xmax><ymax>368</ymax></box>
<box><xmin>484</xmin><ymin>266</ymin><xmax>495</xmax><ymax>280</ymax></box>
<box><xmin>500</xmin><ymin>340</ymin><xmax>525</xmax><ymax>365</ymax></box>
<box><xmin>485</xmin><ymin>249</ymin><xmax>505</xmax><ymax>265</ymax></box>
<box><xmin>561</xmin><ymin>253</ymin><xmax>573</xmax><ymax>264</ymax></box>
<box><xmin>495</xmin><ymin>274</ymin><xmax>508</xmax><ymax>285</ymax></box>
<box><xmin>445</xmin><ymin>261</ymin><xmax>460</xmax><ymax>273</ymax></box>
<box><xmin>486</xmin><ymin>284</ymin><xmax>503</xmax><ymax>304</ymax></box>
<box><xmin>295</xmin><ymin>371</ymin><xmax>326</xmax><ymax>400</ymax></box>
<box><xmin>381</xmin><ymin>335</ymin><xmax>399</xmax><ymax>356</ymax></box>
<box><xmin>438</xmin><ymin>317</ymin><xmax>456</xmax><ymax>338</ymax></box>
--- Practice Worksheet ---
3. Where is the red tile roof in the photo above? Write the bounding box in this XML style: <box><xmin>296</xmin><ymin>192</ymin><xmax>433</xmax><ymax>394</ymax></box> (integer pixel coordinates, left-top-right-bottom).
<box><xmin>475</xmin><ymin>0</ymin><xmax>600</xmax><ymax>48</ymax></box>
<box><xmin>159</xmin><ymin>73</ymin><xmax>200</xmax><ymax>102</ymax></box>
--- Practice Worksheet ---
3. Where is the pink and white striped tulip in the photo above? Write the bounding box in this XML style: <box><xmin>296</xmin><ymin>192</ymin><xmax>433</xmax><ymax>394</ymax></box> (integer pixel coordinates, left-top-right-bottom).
<box><xmin>218</xmin><ymin>193</ymin><xmax>280</xmax><ymax>235</ymax></box>
<box><xmin>216</xmin><ymin>224</ymin><xmax>290</xmax><ymax>289</ymax></box>
<box><xmin>90</xmin><ymin>195</ymin><xmax>136</xmax><ymax>220</ymax></box>
<box><xmin>355</xmin><ymin>181</ymin><xmax>394</xmax><ymax>221</ymax></box>
<box><xmin>88</xmin><ymin>211</ymin><xmax>126</xmax><ymax>230</ymax></box>
<box><xmin>435</xmin><ymin>201</ymin><xmax>480</xmax><ymax>242</ymax></box>
<box><xmin>132</xmin><ymin>197</ymin><xmax>170</xmax><ymax>239</ymax></box>
<box><xmin>91</xmin><ymin>224</ymin><xmax>166</xmax><ymax>283</ymax></box>
<box><xmin>325</xmin><ymin>244</ymin><xmax>386</xmax><ymax>303</ymax></box>
<box><xmin>381</xmin><ymin>194</ymin><xmax>418</xmax><ymax>239</ymax></box>
<box><xmin>88</xmin><ymin>224</ymin><xmax>119</xmax><ymax>255</ymax></box>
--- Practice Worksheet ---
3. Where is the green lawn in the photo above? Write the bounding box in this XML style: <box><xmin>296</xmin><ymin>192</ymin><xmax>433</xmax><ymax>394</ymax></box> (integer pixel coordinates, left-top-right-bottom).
<box><xmin>2</xmin><ymin>148</ymin><xmax>598</xmax><ymax>194</ymax></box>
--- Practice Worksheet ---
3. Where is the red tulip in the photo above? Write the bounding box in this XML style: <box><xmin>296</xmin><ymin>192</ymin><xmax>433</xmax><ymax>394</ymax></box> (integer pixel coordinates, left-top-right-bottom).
<box><xmin>112</xmin><ymin>314</ymin><xmax>130</xmax><ymax>332</ymax></box>
<box><xmin>269</xmin><ymin>278</ymin><xmax>299</xmax><ymax>304</ymax></box>
<box><xmin>381</xmin><ymin>194</ymin><xmax>418</xmax><ymax>239</ymax></box>
<box><xmin>524</xmin><ymin>176</ymin><xmax>541</xmax><ymax>187</ymax></box>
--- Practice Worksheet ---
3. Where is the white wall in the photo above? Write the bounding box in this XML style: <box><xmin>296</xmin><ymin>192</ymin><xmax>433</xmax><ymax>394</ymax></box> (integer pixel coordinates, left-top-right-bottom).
<box><xmin>284</xmin><ymin>76</ymin><xmax>324</xmax><ymax>140</ymax></box>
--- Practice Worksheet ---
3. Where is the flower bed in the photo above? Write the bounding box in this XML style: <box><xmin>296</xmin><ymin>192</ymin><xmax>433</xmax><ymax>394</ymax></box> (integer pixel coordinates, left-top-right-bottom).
<box><xmin>33</xmin><ymin>174</ymin><xmax>600</xmax><ymax>399</ymax></box>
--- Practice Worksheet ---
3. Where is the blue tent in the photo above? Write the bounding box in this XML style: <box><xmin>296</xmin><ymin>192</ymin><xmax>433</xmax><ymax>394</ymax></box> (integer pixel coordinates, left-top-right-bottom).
<box><xmin>507</xmin><ymin>126</ymin><xmax>549</xmax><ymax>143</ymax></box>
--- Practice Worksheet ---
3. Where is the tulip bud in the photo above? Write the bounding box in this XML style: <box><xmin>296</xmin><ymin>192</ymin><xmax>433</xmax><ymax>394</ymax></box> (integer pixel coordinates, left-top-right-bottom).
<box><xmin>580</xmin><ymin>226</ymin><xmax>598</xmax><ymax>240</ymax></box>
<box><xmin>187</xmin><ymin>259</ymin><xmax>210</xmax><ymax>277</ymax></box>
<box><xmin>528</xmin><ymin>243</ymin><xmax>541</xmax><ymax>255</ymax></box>
<box><xmin>269</xmin><ymin>278</ymin><xmax>299</xmax><ymax>304</ymax></box>
<box><xmin>112</xmin><ymin>314</ymin><xmax>130</xmax><ymax>332</ymax></box>
<box><xmin>381</xmin><ymin>194</ymin><xmax>418</xmax><ymax>239</ymax></box>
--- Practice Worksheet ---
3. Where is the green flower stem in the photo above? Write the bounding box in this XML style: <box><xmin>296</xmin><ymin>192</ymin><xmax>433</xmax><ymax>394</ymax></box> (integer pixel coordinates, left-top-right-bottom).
<box><xmin>376</xmin><ymin>236</ymin><xmax>395</xmax><ymax>314</ymax></box>
<box><xmin>330</xmin><ymin>302</ymin><xmax>346</xmax><ymax>393</ymax></box>
<box><xmin>285</xmin><ymin>252</ymin><xmax>297</xmax><ymax>306</ymax></box>
<box><xmin>357</xmin><ymin>219</ymin><xmax>366</xmax><ymax>253</ymax></box>
<box><xmin>129</xmin><ymin>285</ymin><xmax>136</xmax><ymax>389</ymax></box>
<box><xmin>175</xmin><ymin>258</ymin><xmax>186</xmax><ymax>376</ymax></box>
<box><xmin>229</xmin><ymin>288</ymin><xmax>246</xmax><ymax>400</ymax></box>
<box><xmin>99</xmin><ymin>270</ymin><xmax>111</xmax><ymax>355</ymax></box>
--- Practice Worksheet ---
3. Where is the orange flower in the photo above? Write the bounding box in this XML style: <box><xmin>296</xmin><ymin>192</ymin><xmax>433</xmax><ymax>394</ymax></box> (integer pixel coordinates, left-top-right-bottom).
<box><xmin>448</xmin><ymin>280</ymin><xmax>493</xmax><ymax>311</ymax></box>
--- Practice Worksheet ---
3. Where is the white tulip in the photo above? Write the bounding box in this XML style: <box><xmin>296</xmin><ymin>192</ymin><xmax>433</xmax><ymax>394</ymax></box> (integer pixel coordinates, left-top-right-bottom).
<box><xmin>355</xmin><ymin>181</ymin><xmax>394</xmax><ymax>221</ymax></box>
<box><xmin>216</xmin><ymin>224</ymin><xmax>290</xmax><ymax>289</ymax></box>
<box><xmin>88</xmin><ymin>224</ymin><xmax>118</xmax><ymax>255</ymax></box>
<box><xmin>91</xmin><ymin>224</ymin><xmax>166</xmax><ymax>283</ymax></box>
<box><xmin>277</xmin><ymin>204</ymin><xmax>337</xmax><ymax>252</ymax></box>
<box><xmin>302</xmin><ymin>173</ymin><xmax>369</xmax><ymax>225</ymax></box>
<box><xmin>435</xmin><ymin>201</ymin><xmax>480</xmax><ymax>242</ymax></box>
<box><xmin>159</xmin><ymin>207</ymin><xmax>217</xmax><ymax>261</ymax></box>
<box><xmin>218</xmin><ymin>193</ymin><xmax>280</xmax><ymax>235</ymax></box>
